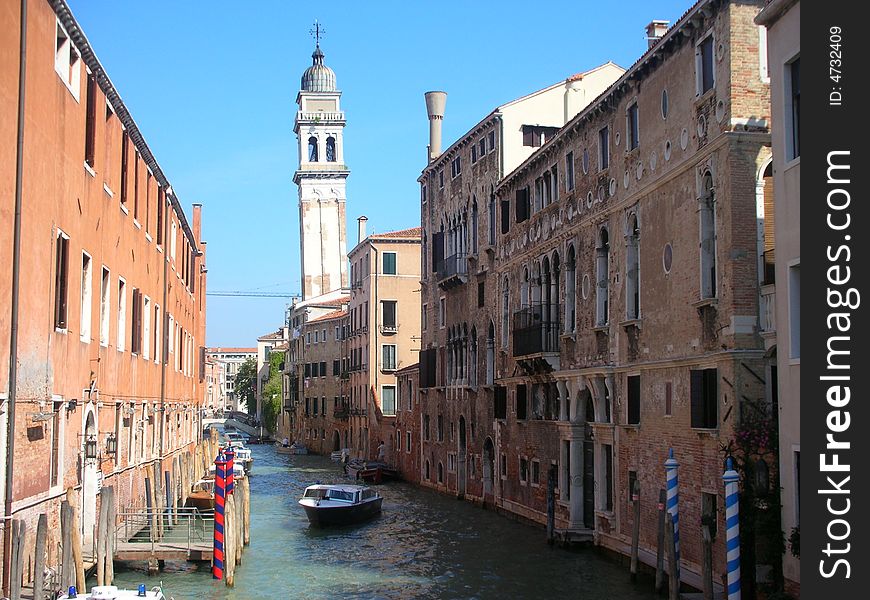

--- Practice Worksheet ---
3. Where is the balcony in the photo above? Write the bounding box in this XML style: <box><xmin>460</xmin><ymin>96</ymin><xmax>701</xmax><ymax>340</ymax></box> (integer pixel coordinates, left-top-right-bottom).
<box><xmin>759</xmin><ymin>285</ymin><xmax>776</xmax><ymax>343</ymax></box>
<box><xmin>351</xmin><ymin>279</ymin><xmax>363</xmax><ymax>290</ymax></box>
<box><xmin>334</xmin><ymin>404</ymin><xmax>349</xmax><ymax>420</ymax></box>
<box><xmin>436</xmin><ymin>253</ymin><xmax>468</xmax><ymax>289</ymax></box>
<box><xmin>512</xmin><ymin>304</ymin><xmax>560</xmax><ymax>360</ymax></box>
<box><xmin>350</xmin><ymin>407</ymin><xmax>367</xmax><ymax>416</ymax></box>
<box><xmin>380</xmin><ymin>323</ymin><xmax>398</xmax><ymax>335</ymax></box>
<box><xmin>348</xmin><ymin>362</ymin><xmax>368</xmax><ymax>373</ymax></box>
<box><xmin>297</xmin><ymin>110</ymin><xmax>346</xmax><ymax>123</ymax></box>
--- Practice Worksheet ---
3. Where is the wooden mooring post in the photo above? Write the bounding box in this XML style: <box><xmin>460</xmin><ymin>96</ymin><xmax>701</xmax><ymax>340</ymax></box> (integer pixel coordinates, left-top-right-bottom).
<box><xmin>655</xmin><ymin>488</ymin><xmax>666</xmax><ymax>593</ymax></box>
<box><xmin>630</xmin><ymin>478</ymin><xmax>641</xmax><ymax>580</ymax></box>
<box><xmin>666</xmin><ymin>516</ymin><xmax>679</xmax><ymax>600</ymax></box>
<box><xmin>60</xmin><ymin>499</ymin><xmax>74</xmax><ymax>589</ymax></box>
<box><xmin>702</xmin><ymin>524</ymin><xmax>714</xmax><ymax>599</ymax></box>
<box><xmin>33</xmin><ymin>514</ymin><xmax>48</xmax><ymax>600</ymax></box>
<box><xmin>10</xmin><ymin>519</ymin><xmax>25</xmax><ymax>600</ymax></box>
<box><xmin>242</xmin><ymin>475</ymin><xmax>251</xmax><ymax>546</ymax></box>
<box><xmin>66</xmin><ymin>488</ymin><xmax>85</xmax><ymax>593</ymax></box>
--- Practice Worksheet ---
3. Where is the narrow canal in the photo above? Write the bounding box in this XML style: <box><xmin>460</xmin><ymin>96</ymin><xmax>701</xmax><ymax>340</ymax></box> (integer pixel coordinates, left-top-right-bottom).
<box><xmin>107</xmin><ymin>445</ymin><xmax>659</xmax><ymax>599</ymax></box>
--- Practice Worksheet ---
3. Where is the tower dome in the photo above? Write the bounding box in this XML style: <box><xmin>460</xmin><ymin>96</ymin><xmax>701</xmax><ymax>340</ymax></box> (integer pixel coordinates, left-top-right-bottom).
<box><xmin>301</xmin><ymin>45</ymin><xmax>336</xmax><ymax>92</ymax></box>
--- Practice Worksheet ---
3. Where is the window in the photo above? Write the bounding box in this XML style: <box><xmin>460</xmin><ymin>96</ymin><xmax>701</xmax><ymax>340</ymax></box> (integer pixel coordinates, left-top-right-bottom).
<box><xmin>697</xmin><ymin>34</ymin><xmax>715</xmax><ymax>95</ymax></box>
<box><xmin>627</xmin><ymin>375</ymin><xmax>640</xmax><ymax>425</ymax></box>
<box><xmin>99</xmin><ymin>267</ymin><xmax>110</xmax><ymax>346</ymax></box>
<box><xmin>471</xmin><ymin>144</ymin><xmax>478</xmax><ymax>163</ymax></box>
<box><xmin>582</xmin><ymin>148</ymin><xmax>590</xmax><ymax>174</ymax></box>
<box><xmin>451</xmin><ymin>156</ymin><xmax>462</xmax><ymax>178</ymax></box>
<box><xmin>308</xmin><ymin>136</ymin><xmax>318</xmax><ymax>162</ymax></box>
<box><xmin>627</xmin><ymin>102</ymin><xmax>639</xmax><ymax>150</ymax></box>
<box><xmin>54</xmin><ymin>20</ymin><xmax>81</xmax><ymax>97</ymax></box>
<box><xmin>382</xmin><ymin>252</ymin><xmax>397</xmax><ymax>275</ymax></box>
<box><xmin>789</xmin><ymin>263</ymin><xmax>800</xmax><ymax>359</ymax></box>
<box><xmin>423</xmin><ymin>415</ymin><xmax>430</xmax><ymax>441</ymax></box>
<box><xmin>596</xmin><ymin>228</ymin><xmax>610</xmax><ymax>326</ymax></box>
<box><xmin>516</xmin><ymin>385</ymin><xmax>527</xmax><ymax>420</ymax></box>
<box><xmin>54</xmin><ymin>231</ymin><xmax>70</xmax><ymax>330</ymax></box>
<box><xmin>425</xmin><ymin>460</ymin><xmax>430</xmax><ymax>480</ymax></box>
<box><xmin>438</xmin><ymin>462</ymin><xmax>444</xmax><ymax>484</ymax></box>
<box><xmin>471</xmin><ymin>200</ymin><xmax>478</xmax><ymax>253</ymax></box>
<box><xmin>156</xmin><ymin>187</ymin><xmax>164</xmax><ymax>246</ymax></box>
<box><xmin>326</xmin><ymin>136</ymin><xmax>336</xmax><ymax>162</ymax></box>
<box><xmin>628</xmin><ymin>470</ymin><xmax>637</xmax><ymax>503</ymax></box>
<box><xmin>500</xmin><ymin>277</ymin><xmax>509</xmax><ymax>348</ymax></box>
<box><xmin>488</xmin><ymin>191</ymin><xmax>497</xmax><ymax>244</ymax></box>
<box><xmin>699</xmin><ymin>172</ymin><xmax>717</xmax><ymax>299</ymax></box>
<box><xmin>120</xmin><ymin>131</ymin><xmax>129</xmax><ymax>206</ymax></box>
<box><xmin>500</xmin><ymin>453</ymin><xmax>507</xmax><ymax>479</ymax></box>
<box><xmin>438</xmin><ymin>170</ymin><xmax>444</xmax><ymax>189</ymax></box>
<box><xmin>566</xmin><ymin>152</ymin><xmax>575</xmax><ymax>191</ymax></box>
<box><xmin>333</xmin><ymin>359</ymin><xmax>340</xmax><ymax>376</ymax></box>
<box><xmin>500</xmin><ymin>197</ymin><xmax>510</xmax><ymax>234</ymax></box>
<box><xmin>382</xmin><ymin>345</ymin><xmax>397</xmax><ymax>371</ymax></box>
<box><xmin>515</xmin><ymin>187</ymin><xmax>530</xmax><ymax>223</ymax></box>
<box><xmin>381</xmin><ymin>385</ymin><xmax>396</xmax><ymax>417</ymax></box>
<box><xmin>565</xmin><ymin>245</ymin><xmax>576</xmax><ymax>333</ymax></box>
<box><xmin>531</xmin><ymin>460</ymin><xmax>540</xmax><ymax>486</ymax></box>
<box><xmin>604</xmin><ymin>444</ymin><xmax>614</xmax><ymax>511</ymax></box>
<box><xmin>117</xmin><ymin>278</ymin><xmax>126</xmax><ymax>351</ymax></box>
<box><xmin>320</xmin><ymin>361</ymin><xmax>327</xmax><ymax>377</ymax></box>
<box><xmin>479</xmin><ymin>138</ymin><xmax>486</xmax><ymax>159</ymax></box>
<box><xmin>494</xmin><ymin>386</ymin><xmax>507</xmax><ymax>419</ymax></box>
<box><xmin>478</xmin><ymin>281</ymin><xmax>485</xmax><ymax>308</ymax></box>
<box><xmin>520</xmin><ymin>457</ymin><xmax>529</xmax><ymax>484</ymax></box>
<box><xmin>422</xmin><ymin>303</ymin><xmax>428</xmax><ymax>331</ymax></box>
<box><xmin>49</xmin><ymin>398</ymin><xmax>62</xmax><ymax>487</ymax></box>
<box><xmin>522</xmin><ymin>125</ymin><xmax>558</xmax><ymax>147</ymax></box>
<box><xmin>80</xmin><ymin>253</ymin><xmax>93</xmax><ymax>342</ymax></box>
<box><xmin>133</xmin><ymin>152</ymin><xmax>140</xmax><ymax>221</ymax></box>
<box><xmin>406</xmin><ymin>431</ymin><xmax>412</xmax><ymax>453</ymax></box>
<box><xmin>421</xmin><ymin>184</ymin><xmax>427</xmax><ymax>205</ymax></box>
<box><xmin>488</xmin><ymin>131</ymin><xmax>496</xmax><ymax>153</ymax></box>
<box><xmin>626</xmin><ymin>214</ymin><xmax>640</xmax><ymax>319</ymax></box>
<box><xmin>131</xmin><ymin>288</ymin><xmax>142</xmax><ymax>354</ymax></box>
<box><xmin>170</xmin><ymin>220</ymin><xmax>177</xmax><ymax>262</ymax></box>
<box><xmin>690</xmin><ymin>368</ymin><xmax>718</xmax><ymax>429</ymax></box>
<box><xmin>598</xmin><ymin>126</ymin><xmax>610</xmax><ymax>170</ymax></box>
<box><xmin>153</xmin><ymin>304</ymin><xmax>161</xmax><ymax>363</ymax></box>
<box><xmin>382</xmin><ymin>300</ymin><xmax>397</xmax><ymax>331</ymax></box>
<box><xmin>437</xmin><ymin>415</ymin><xmax>444</xmax><ymax>442</ymax></box>
<box><xmin>787</xmin><ymin>57</ymin><xmax>800</xmax><ymax>160</ymax></box>
<box><xmin>664</xmin><ymin>381</ymin><xmax>673</xmax><ymax>416</ymax></box>
<box><xmin>84</xmin><ymin>73</ymin><xmax>96</xmax><ymax>168</ymax></box>
<box><xmin>438</xmin><ymin>297</ymin><xmax>446</xmax><ymax>328</ymax></box>
<box><xmin>142</xmin><ymin>296</ymin><xmax>151</xmax><ymax>360</ymax></box>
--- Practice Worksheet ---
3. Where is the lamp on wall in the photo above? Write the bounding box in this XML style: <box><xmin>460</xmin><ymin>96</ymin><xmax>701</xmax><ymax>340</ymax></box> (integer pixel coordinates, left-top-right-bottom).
<box><xmin>106</xmin><ymin>433</ymin><xmax>118</xmax><ymax>457</ymax></box>
<box><xmin>84</xmin><ymin>434</ymin><xmax>98</xmax><ymax>461</ymax></box>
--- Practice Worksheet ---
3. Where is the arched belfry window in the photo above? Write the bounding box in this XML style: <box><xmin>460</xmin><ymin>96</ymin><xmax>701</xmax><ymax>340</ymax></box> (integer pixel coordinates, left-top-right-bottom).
<box><xmin>308</xmin><ymin>136</ymin><xmax>319</xmax><ymax>162</ymax></box>
<box><xmin>326</xmin><ymin>136</ymin><xmax>336</xmax><ymax>162</ymax></box>
<box><xmin>626</xmin><ymin>213</ymin><xmax>640</xmax><ymax>319</ymax></box>
<box><xmin>596</xmin><ymin>227</ymin><xmax>610</xmax><ymax>326</ymax></box>
<box><xmin>700</xmin><ymin>172</ymin><xmax>717</xmax><ymax>298</ymax></box>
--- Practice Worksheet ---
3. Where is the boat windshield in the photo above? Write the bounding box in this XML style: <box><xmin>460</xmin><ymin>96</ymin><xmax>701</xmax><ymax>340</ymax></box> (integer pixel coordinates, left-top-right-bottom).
<box><xmin>303</xmin><ymin>488</ymin><xmax>355</xmax><ymax>502</ymax></box>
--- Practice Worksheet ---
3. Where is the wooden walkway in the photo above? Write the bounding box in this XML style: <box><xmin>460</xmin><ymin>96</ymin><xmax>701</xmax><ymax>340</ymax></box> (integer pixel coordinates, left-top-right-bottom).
<box><xmin>114</xmin><ymin>539</ymin><xmax>213</xmax><ymax>562</ymax></box>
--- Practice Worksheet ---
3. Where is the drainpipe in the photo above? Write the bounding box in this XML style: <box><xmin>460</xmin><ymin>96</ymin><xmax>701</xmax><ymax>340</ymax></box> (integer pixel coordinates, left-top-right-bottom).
<box><xmin>4</xmin><ymin>0</ymin><xmax>27</xmax><ymax>593</ymax></box>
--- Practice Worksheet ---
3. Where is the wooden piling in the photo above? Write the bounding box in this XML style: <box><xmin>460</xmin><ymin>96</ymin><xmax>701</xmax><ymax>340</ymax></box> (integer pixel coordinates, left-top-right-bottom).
<box><xmin>65</xmin><ymin>488</ymin><xmax>85</xmax><ymax>593</ymax></box>
<box><xmin>10</xmin><ymin>519</ymin><xmax>24</xmax><ymax>600</ymax></box>
<box><xmin>630</xmin><ymin>479</ymin><xmax>641</xmax><ymax>580</ymax></box>
<box><xmin>144</xmin><ymin>474</ymin><xmax>155</xmax><ymax>541</ymax></box>
<box><xmin>702</xmin><ymin>524</ymin><xmax>713</xmax><ymax>599</ymax></box>
<box><xmin>655</xmin><ymin>488</ymin><xmax>666</xmax><ymax>593</ymax></box>
<box><xmin>242</xmin><ymin>476</ymin><xmax>251</xmax><ymax>546</ymax></box>
<box><xmin>60</xmin><ymin>500</ymin><xmax>73</xmax><ymax>589</ymax></box>
<box><xmin>234</xmin><ymin>480</ymin><xmax>243</xmax><ymax>564</ymax></box>
<box><xmin>164</xmin><ymin>470</ymin><xmax>173</xmax><ymax>531</ymax></box>
<box><xmin>96</xmin><ymin>488</ymin><xmax>107</xmax><ymax>586</ymax></box>
<box><xmin>34</xmin><ymin>514</ymin><xmax>48</xmax><ymax>600</ymax></box>
<box><xmin>666</xmin><ymin>516</ymin><xmax>679</xmax><ymax>600</ymax></box>
<box><xmin>105</xmin><ymin>486</ymin><xmax>116</xmax><ymax>585</ymax></box>
<box><xmin>224</xmin><ymin>490</ymin><xmax>236</xmax><ymax>587</ymax></box>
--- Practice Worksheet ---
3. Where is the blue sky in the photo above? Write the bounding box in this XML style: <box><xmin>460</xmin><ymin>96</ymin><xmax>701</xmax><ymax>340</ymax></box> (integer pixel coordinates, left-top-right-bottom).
<box><xmin>67</xmin><ymin>0</ymin><xmax>691</xmax><ymax>347</ymax></box>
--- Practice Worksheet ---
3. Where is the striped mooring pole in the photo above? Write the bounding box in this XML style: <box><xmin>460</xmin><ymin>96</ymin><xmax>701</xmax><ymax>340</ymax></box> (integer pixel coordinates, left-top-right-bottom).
<box><xmin>723</xmin><ymin>457</ymin><xmax>741</xmax><ymax>600</ymax></box>
<box><xmin>225</xmin><ymin>447</ymin><xmax>235</xmax><ymax>495</ymax></box>
<box><xmin>665</xmin><ymin>447</ymin><xmax>680</xmax><ymax>582</ymax></box>
<box><xmin>213</xmin><ymin>452</ymin><xmax>227</xmax><ymax>580</ymax></box>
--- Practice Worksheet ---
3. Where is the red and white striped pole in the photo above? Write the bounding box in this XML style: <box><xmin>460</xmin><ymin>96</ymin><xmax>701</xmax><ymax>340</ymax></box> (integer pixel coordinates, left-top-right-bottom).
<box><xmin>212</xmin><ymin>451</ymin><xmax>226</xmax><ymax>580</ymax></box>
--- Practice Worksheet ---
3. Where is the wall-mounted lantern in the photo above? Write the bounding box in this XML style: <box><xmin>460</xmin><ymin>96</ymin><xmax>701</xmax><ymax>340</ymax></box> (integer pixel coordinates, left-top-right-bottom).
<box><xmin>84</xmin><ymin>435</ymin><xmax>98</xmax><ymax>461</ymax></box>
<box><xmin>106</xmin><ymin>433</ymin><xmax>118</xmax><ymax>457</ymax></box>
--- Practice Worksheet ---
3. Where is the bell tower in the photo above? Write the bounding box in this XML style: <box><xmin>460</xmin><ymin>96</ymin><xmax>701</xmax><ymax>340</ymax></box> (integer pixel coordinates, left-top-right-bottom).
<box><xmin>294</xmin><ymin>24</ymin><xmax>349</xmax><ymax>300</ymax></box>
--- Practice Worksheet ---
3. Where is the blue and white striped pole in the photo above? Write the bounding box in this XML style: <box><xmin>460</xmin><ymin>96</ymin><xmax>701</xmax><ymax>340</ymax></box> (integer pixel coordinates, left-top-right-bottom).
<box><xmin>665</xmin><ymin>448</ymin><xmax>680</xmax><ymax>582</ymax></box>
<box><xmin>723</xmin><ymin>457</ymin><xmax>741</xmax><ymax>600</ymax></box>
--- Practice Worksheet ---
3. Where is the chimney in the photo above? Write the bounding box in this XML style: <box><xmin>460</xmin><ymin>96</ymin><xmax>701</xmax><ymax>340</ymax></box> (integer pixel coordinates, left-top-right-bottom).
<box><xmin>357</xmin><ymin>215</ymin><xmax>368</xmax><ymax>244</ymax></box>
<box><xmin>645</xmin><ymin>20</ymin><xmax>670</xmax><ymax>48</ymax></box>
<box><xmin>424</xmin><ymin>91</ymin><xmax>447</xmax><ymax>163</ymax></box>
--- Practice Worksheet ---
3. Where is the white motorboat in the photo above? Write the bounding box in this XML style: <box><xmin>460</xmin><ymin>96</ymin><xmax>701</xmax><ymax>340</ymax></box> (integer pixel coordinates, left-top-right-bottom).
<box><xmin>57</xmin><ymin>584</ymin><xmax>166</xmax><ymax>599</ymax></box>
<box><xmin>298</xmin><ymin>484</ymin><xmax>382</xmax><ymax>526</ymax></box>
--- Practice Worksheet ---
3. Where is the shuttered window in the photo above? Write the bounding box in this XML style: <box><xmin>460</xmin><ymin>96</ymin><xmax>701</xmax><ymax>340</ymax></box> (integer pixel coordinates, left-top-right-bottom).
<box><xmin>627</xmin><ymin>375</ymin><xmax>641</xmax><ymax>425</ymax></box>
<box><xmin>690</xmin><ymin>368</ymin><xmax>718</xmax><ymax>429</ymax></box>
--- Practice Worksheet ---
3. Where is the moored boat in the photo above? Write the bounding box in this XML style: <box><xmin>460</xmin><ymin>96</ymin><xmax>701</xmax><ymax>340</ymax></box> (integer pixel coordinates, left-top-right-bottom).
<box><xmin>185</xmin><ymin>478</ymin><xmax>215</xmax><ymax>511</ymax></box>
<box><xmin>57</xmin><ymin>584</ymin><xmax>166</xmax><ymax>599</ymax></box>
<box><xmin>298</xmin><ymin>484</ymin><xmax>382</xmax><ymax>526</ymax></box>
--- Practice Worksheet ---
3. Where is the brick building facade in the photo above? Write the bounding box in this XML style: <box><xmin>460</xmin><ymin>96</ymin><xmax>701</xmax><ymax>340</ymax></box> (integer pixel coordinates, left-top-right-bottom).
<box><xmin>1</xmin><ymin>0</ymin><xmax>207</xmax><ymax>589</ymax></box>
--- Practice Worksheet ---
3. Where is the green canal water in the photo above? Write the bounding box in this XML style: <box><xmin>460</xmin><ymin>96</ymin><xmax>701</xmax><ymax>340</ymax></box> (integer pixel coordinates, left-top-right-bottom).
<box><xmin>105</xmin><ymin>445</ymin><xmax>658</xmax><ymax>599</ymax></box>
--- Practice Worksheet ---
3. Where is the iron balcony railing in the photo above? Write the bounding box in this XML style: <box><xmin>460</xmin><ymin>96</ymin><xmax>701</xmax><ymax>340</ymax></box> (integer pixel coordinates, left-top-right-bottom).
<box><xmin>512</xmin><ymin>304</ymin><xmax>560</xmax><ymax>357</ymax></box>
<box><xmin>436</xmin><ymin>253</ymin><xmax>468</xmax><ymax>281</ymax></box>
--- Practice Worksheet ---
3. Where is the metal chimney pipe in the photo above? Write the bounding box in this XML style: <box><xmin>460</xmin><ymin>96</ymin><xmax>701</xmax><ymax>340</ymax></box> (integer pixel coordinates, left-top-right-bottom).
<box><xmin>357</xmin><ymin>215</ymin><xmax>368</xmax><ymax>244</ymax></box>
<box><xmin>645</xmin><ymin>20</ymin><xmax>670</xmax><ymax>48</ymax></box>
<box><xmin>424</xmin><ymin>91</ymin><xmax>447</xmax><ymax>162</ymax></box>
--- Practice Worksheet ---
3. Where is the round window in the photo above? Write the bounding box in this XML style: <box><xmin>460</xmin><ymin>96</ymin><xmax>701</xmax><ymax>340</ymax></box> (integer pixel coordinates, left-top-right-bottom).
<box><xmin>582</xmin><ymin>149</ymin><xmax>590</xmax><ymax>174</ymax></box>
<box><xmin>661</xmin><ymin>89</ymin><xmax>669</xmax><ymax>119</ymax></box>
<box><xmin>581</xmin><ymin>274</ymin><xmax>591</xmax><ymax>299</ymax></box>
<box><xmin>662</xmin><ymin>243</ymin><xmax>673</xmax><ymax>274</ymax></box>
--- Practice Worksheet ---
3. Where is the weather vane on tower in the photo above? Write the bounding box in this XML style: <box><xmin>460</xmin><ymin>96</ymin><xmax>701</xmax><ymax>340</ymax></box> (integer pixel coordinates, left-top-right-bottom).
<box><xmin>310</xmin><ymin>20</ymin><xmax>325</xmax><ymax>46</ymax></box>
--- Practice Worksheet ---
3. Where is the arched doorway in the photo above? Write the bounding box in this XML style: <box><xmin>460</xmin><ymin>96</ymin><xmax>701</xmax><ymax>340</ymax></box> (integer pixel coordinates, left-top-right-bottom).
<box><xmin>583</xmin><ymin>395</ymin><xmax>595</xmax><ymax>529</ymax></box>
<box><xmin>81</xmin><ymin>407</ymin><xmax>98</xmax><ymax>550</ymax></box>
<box><xmin>333</xmin><ymin>430</ymin><xmax>340</xmax><ymax>452</ymax></box>
<box><xmin>458</xmin><ymin>416</ymin><xmax>467</xmax><ymax>498</ymax></box>
<box><xmin>482</xmin><ymin>437</ymin><xmax>495</xmax><ymax>504</ymax></box>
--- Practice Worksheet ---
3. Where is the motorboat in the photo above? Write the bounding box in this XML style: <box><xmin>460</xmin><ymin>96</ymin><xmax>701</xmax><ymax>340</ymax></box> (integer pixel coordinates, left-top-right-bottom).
<box><xmin>185</xmin><ymin>478</ymin><xmax>215</xmax><ymax>511</ymax></box>
<box><xmin>223</xmin><ymin>440</ymin><xmax>254</xmax><ymax>474</ymax></box>
<box><xmin>57</xmin><ymin>584</ymin><xmax>166</xmax><ymax>599</ymax></box>
<box><xmin>298</xmin><ymin>484</ymin><xmax>382</xmax><ymax>526</ymax></box>
<box><xmin>208</xmin><ymin>460</ymin><xmax>245</xmax><ymax>480</ymax></box>
<box><xmin>276</xmin><ymin>441</ymin><xmax>307</xmax><ymax>455</ymax></box>
<box><xmin>345</xmin><ymin>459</ymin><xmax>399</xmax><ymax>484</ymax></box>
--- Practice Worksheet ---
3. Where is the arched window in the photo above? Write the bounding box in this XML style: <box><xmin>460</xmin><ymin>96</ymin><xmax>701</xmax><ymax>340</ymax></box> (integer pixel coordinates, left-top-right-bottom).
<box><xmin>308</xmin><ymin>136</ymin><xmax>318</xmax><ymax>162</ymax></box>
<box><xmin>700</xmin><ymin>172</ymin><xmax>717</xmax><ymax>298</ymax></box>
<box><xmin>486</xmin><ymin>321</ymin><xmax>495</xmax><ymax>385</ymax></box>
<box><xmin>471</xmin><ymin>198</ymin><xmax>479</xmax><ymax>253</ymax></box>
<box><xmin>552</xmin><ymin>252</ymin><xmax>561</xmax><ymax>337</ymax></box>
<box><xmin>596</xmin><ymin>227</ymin><xmax>610</xmax><ymax>326</ymax></box>
<box><xmin>326</xmin><ymin>136</ymin><xmax>336</xmax><ymax>162</ymax></box>
<box><xmin>626</xmin><ymin>214</ymin><xmax>640</xmax><ymax>319</ymax></box>
<box><xmin>521</xmin><ymin>267</ymin><xmax>530</xmax><ymax>308</ymax></box>
<box><xmin>488</xmin><ymin>186</ymin><xmax>496</xmax><ymax>245</ymax></box>
<box><xmin>566</xmin><ymin>245</ymin><xmax>576</xmax><ymax>333</ymax></box>
<box><xmin>501</xmin><ymin>277</ymin><xmax>510</xmax><ymax>348</ymax></box>
<box><xmin>469</xmin><ymin>326</ymin><xmax>478</xmax><ymax>387</ymax></box>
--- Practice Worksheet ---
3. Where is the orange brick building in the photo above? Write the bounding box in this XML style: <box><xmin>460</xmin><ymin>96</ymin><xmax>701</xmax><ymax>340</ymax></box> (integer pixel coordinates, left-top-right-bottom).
<box><xmin>1</xmin><ymin>0</ymin><xmax>207</xmax><ymax>590</ymax></box>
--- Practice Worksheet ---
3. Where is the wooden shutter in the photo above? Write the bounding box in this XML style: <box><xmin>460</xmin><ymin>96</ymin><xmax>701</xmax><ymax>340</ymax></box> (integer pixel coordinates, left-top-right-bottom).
<box><xmin>515</xmin><ymin>188</ymin><xmax>530</xmax><ymax>223</ymax></box>
<box><xmin>703</xmin><ymin>368</ymin><xmax>718</xmax><ymax>428</ymax></box>
<box><xmin>54</xmin><ymin>236</ymin><xmax>69</xmax><ymax>328</ymax></box>
<box><xmin>627</xmin><ymin>375</ymin><xmax>641</xmax><ymax>425</ymax></box>
<box><xmin>501</xmin><ymin>199</ymin><xmax>510</xmax><ymax>234</ymax></box>
<box><xmin>432</xmin><ymin>232</ymin><xmax>444</xmax><ymax>273</ymax></box>
<box><xmin>690</xmin><ymin>369</ymin><xmax>704</xmax><ymax>428</ymax></box>
<box><xmin>516</xmin><ymin>384</ymin><xmax>527</xmax><ymax>420</ymax></box>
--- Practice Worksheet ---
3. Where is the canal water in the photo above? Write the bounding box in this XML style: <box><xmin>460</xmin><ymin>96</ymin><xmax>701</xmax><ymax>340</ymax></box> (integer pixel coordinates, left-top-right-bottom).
<box><xmin>106</xmin><ymin>445</ymin><xmax>658</xmax><ymax>599</ymax></box>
